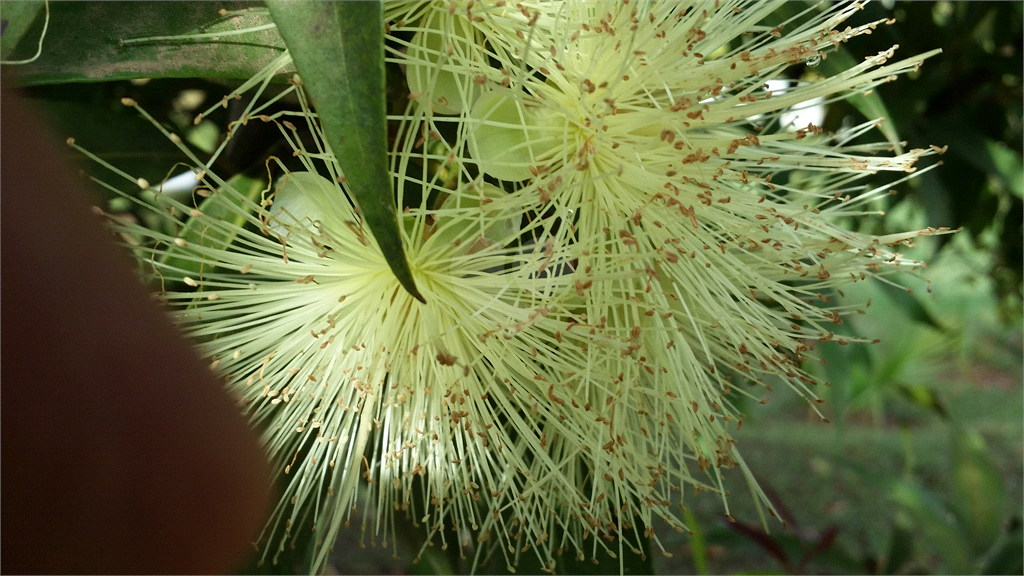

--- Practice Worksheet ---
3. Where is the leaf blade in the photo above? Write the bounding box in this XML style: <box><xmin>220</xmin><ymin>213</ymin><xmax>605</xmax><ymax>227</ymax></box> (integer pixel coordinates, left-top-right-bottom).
<box><xmin>267</xmin><ymin>0</ymin><xmax>423</xmax><ymax>303</ymax></box>
<box><xmin>7</xmin><ymin>2</ymin><xmax>286</xmax><ymax>85</ymax></box>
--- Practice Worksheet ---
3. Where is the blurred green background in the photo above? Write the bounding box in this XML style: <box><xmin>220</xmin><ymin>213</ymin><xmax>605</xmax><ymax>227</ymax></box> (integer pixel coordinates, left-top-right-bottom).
<box><xmin>3</xmin><ymin>1</ymin><xmax>1020</xmax><ymax>574</ymax></box>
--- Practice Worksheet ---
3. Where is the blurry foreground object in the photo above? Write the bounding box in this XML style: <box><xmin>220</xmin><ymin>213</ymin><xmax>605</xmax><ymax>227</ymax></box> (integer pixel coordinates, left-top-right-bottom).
<box><xmin>0</xmin><ymin>82</ymin><xmax>271</xmax><ymax>573</ymax></box>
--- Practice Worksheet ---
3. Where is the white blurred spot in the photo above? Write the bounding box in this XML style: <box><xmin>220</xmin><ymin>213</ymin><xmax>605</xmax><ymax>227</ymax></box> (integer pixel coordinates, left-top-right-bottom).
<box><xmin>779</xmin><ymin>96</ymin><xmax>826</xmax><ymax>131</ymax></box>
<box><xmin>157</xmin><ymin>170</ymin><xmax>201</xmax><ymax>195</ymax></box>
<box><xmin>173</xmin><ymin>89</ymin><xmax>206</xmax><ymax>112</ymax></box>
<box><xmin>764</xmin><ymin>79</ymin><xmax>827</xmax><ymax>131</ymax></box>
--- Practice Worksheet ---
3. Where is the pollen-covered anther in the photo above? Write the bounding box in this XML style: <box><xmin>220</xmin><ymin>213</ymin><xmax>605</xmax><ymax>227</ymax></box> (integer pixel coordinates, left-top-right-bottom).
<box><xmin>436</xmin><ymin>352</ymin><xmax>458</xmax><ymax>367</ymax></box>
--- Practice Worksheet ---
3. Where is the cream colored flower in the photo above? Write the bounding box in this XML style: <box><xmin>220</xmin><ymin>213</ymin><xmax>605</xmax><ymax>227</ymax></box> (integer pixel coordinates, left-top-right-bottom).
<box><xmin>76</xmin><ymin>1</ymin><xmax>949</xmax><ymax>573</ymax></box>
<box><xmin>382</xmin><ymin>0</ymin><xmax>947</xmax><ymax>566</ymax></box>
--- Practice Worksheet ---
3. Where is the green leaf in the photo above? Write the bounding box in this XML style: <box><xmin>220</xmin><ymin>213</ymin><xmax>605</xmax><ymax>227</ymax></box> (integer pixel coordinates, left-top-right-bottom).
<box><xmin>814</xmin><ymin>46</ymin><xmax>905</xmax><ymax>154</ymax></box>
<box><xmin>981</xmin><ymin>523</ymin><xmax>1024</xmax><ymax>575</ymax></box>
<box><xmin>983</xmin><ymin>139</ymin><xmax>1023</xmax><ymax>200</ymax></box>
<box><xmin>896</xmin><ymin>383</ymin><xmax>949</xmax><ymax>419</ymax></box>
<box><xmin>266</xmin><ymin>0</ymin><xmax>423</xmax><ymax>303</ymax></box>
<box><xmin>684</xmin><ymin>507</ymin><xmax>710</xmax><ymax>575</ymax></box>
<box><xmin>159</xmin><ymin>172</ymin><xmax>266</xmax><ymax>278</ymax></box>
<box><xmin>891</xmin><ymin>480</ymin><xmax>972</xmax><ymax>574</ymax></box>
<box><xmin>925</xmin><ymin>120</ymin><xmax>1024</xmax><ymax>200</ymax></box>
<box><xmin>873</xmin><ymin>276</ymin><xmax>946</xmax><ymax>331</ymax></box>
<box><xmin>6</xmin><ymin>2</ymin><xmax>286</xmax><ymax>86</ymax></box>
<box><xmin>950</xmin><ymin>425</ymin><xmax>1007</xmax><ymax>554</ymax></box>
<box><xmin>881</xmin><ymin>525</ymin><xmax>914</xmax><ymax>575</ymax></box>
<box><xmin>0</xmin><ymin>1</ymin><xmax>45</xmax><ymax>61</ymax></box>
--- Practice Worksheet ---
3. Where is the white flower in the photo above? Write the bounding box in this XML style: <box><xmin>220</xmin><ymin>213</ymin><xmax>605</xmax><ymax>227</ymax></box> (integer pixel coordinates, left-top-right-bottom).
<box><xmin>77</xmin><ymin>1</ymin><xmax>950</xmax><ymax>573</ymax></box>
<box><xmin>382</xmin><ymin>0</ymin><xmax>947</xmax><ymax>565</ymax></box>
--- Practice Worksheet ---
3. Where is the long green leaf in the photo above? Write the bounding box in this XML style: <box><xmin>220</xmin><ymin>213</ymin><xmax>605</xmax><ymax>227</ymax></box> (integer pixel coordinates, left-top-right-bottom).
<box><xmin>267</xmin><ymin>0</ymin><xmax>423</xmax><ymax>303</ymax></box>
<box><xmin>5</xmin><ymin>2</ymin><xmax>285</xmax><ymax>85</ymax></box>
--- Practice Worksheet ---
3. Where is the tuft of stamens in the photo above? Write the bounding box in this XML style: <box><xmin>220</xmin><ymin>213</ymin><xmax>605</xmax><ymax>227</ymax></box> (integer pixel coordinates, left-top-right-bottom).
<box><xmin>76</xmin><ymin>1</ymin><xmax>950</xmax><ymax>573</ymax></box>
